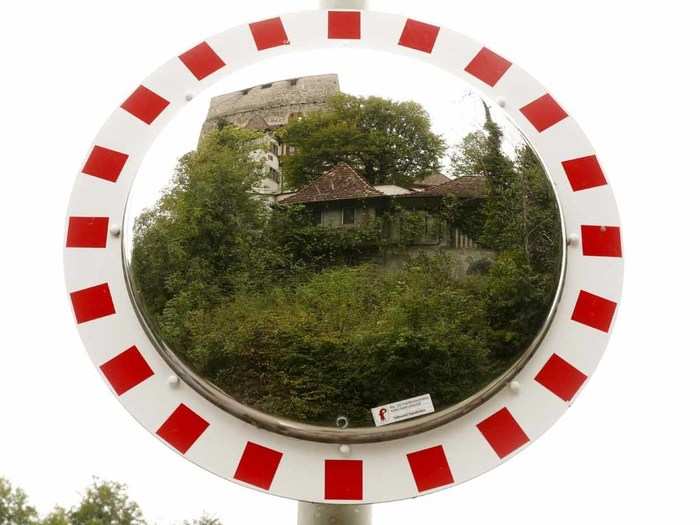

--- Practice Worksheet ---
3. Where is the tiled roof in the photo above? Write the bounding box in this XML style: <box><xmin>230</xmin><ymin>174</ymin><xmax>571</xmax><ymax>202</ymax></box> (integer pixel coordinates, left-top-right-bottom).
<box><xmin>403</xmin><ymin>176</ymin><xmax>488</xmax><ymax>199</ymax></box>
<box><xmin>374</xmin><ymin>184</ymin><xmax>413</xmax><ymax>196</ymax></box>
<box><xmin>414</xmin><ymin>172</ymin><xmax>451</xmax><ymax>187</ymax></box>
<box><xmin>282</xmin><ymin>164</ymin><xmax>384</xmax><ymax>205</ymax></box>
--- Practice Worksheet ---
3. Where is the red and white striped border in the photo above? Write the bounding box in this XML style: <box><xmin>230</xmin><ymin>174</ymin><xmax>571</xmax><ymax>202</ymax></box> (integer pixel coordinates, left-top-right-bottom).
<box><xmin>64</xmin><ymin>9</ymin><xmax>623</xmax><ymax>504</ymax></box>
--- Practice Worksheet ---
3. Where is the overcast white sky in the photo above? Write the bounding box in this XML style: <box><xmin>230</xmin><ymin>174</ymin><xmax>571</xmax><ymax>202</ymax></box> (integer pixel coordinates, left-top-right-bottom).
<box><xmin>2</xmin><ymin>1</ymin><xmax>700</xmax><ymax>524</ymax></box>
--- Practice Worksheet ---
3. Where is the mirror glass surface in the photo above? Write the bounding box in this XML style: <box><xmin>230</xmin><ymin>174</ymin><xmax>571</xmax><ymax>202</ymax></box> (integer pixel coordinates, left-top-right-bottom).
<box><xmin>125</xmin><ymin>49</ymin><xmax>563</xmax><ymax>432</ymax></box>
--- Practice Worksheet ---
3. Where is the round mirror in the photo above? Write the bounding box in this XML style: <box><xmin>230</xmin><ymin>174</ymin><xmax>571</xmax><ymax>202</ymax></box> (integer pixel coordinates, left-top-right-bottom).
<box><xmin>124</xmin><ymin>48</ymin><xmax>564</xmax><ymax>439</ymax></box>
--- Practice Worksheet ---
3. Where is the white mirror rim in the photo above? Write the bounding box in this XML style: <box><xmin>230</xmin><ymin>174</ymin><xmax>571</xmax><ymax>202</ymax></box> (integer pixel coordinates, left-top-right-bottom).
<box><xmin>64</xmin><ymin>8</ymin><xmax>623</xmax><ymax>504</ymax></box>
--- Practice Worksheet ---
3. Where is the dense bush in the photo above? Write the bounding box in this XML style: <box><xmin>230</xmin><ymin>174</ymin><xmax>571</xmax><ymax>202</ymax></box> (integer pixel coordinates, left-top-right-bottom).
<box><xmin>181</xmin><ymin>255</ymin><xmax>499</xmax><ymax>426</ymax></box>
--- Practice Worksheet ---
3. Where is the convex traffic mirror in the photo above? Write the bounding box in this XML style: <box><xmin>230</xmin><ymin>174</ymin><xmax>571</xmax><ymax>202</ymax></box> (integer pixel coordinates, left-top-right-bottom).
<box><xmin>124</xmin><ymin>51</ymin><xmax>563</xmax><ymax>437</ymax></box>
<box><xmin>66</xmin><ymin>9</ymin><xmax>622</xmax><ymax>504</ymax></box>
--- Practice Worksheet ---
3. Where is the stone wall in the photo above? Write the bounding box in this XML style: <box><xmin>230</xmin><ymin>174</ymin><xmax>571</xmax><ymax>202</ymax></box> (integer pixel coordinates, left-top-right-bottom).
<box><xmin>201</xmin><ymin>74</ymin><xmax>340</xmax><ymax>135</ymax></box>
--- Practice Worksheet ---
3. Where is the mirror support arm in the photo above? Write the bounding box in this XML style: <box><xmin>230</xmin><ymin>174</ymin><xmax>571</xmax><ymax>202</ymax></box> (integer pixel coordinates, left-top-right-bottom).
<box><xmin>319</xmin><ymin>0</ymin><xmax>368</xmax><ymax>9</ymax></box>
<box><xmin>298</xmin><ymin>502</ymin><xmax>372</xmax><ymax>525</ymax></box>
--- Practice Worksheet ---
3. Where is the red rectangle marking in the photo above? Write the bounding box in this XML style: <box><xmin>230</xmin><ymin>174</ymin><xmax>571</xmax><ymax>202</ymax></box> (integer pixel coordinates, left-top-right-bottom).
<box><xmin>325</xmin><ymin>460</ymin><xmax>363</xmax><ymax>500</ymax></box>
<box><xmin>66</xmin><ymin>217</ymin><xmax>109</xmax><ymax>248</ymax></box>
<box><xmin>535</xmin><ymin>354</ymin><xmax>588</xmax><ymax>402</ymax></box>
<box><xmin>82</xmin><ymin>145</ymin><xmax>128</xmax><ymax>183</ymax></box>
<box><xmin>121</xmin><ymin>85</ymin><xmax>170</xmax><ymax>125</ymax></box>
<box><xmin>520</xmin><ymin>94</ymin><xmax>568</xmax><ymax>132</ymax></box>
<box><xmin>406</xmin><ymin>445</ymin><xmax>454</xmax><ymax>492</ymax></box>
<box><xmin>234</xmin><ymin>442</ymin><xmax>283</xmax><ymax>490</ymax></box>
<box><xmin>70</xmin><ymin>283</ymin><xmax>116</xmax><ymax>324</ymax></box>
<box><xmin>398</xmin><ymin>19</ymin><xmax>440</xmax><ymax>53</ymax></box>
<box><xmin>465</xmin><ymin>47</ymin><xmax>512</xmax><ymax>87</ymax></box>
<box><xmin>477</xmin><ymin>408</ymin><xmax>530</xmax><ymax>459</ymax></box>
<box><xmin>328</xmin><ymin>11</ymin><xmax>361</xmax><ymax>40</ymax></box>
<box><xmin>249</xmin><ymin>17</ymin><xmax>289</xmax><ymax>51</ymax></box>
<box><xmin>562</xmin><ymin>155</ymin><xmax>607</xmax><ymax>191</ymax></box>
<box><xmin>179</xmin><ymin>41</ymin><xmax>226</xmax><ymax>80</ymax></box>
<box><xmin>99</xmin><ymin>345</ymin><xmax>154</xmax><ymax>396</ymax></box>
<box><xmin>156</xmin><ymin>404</ymin><xmax>209</xmax><ymax>454</ymax></box>
<box><xmin>581</xmin><ymin>225</ymin><xmax>622</xmax><ymax>257</ymax></box>
<box><xmin>571</xmin><ymin>290</ymin><xmax>617</xmax><ymax>333</ymax></box>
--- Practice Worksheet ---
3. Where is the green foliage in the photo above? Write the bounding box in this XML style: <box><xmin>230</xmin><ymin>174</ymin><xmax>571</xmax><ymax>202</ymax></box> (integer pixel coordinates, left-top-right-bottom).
<box><xmin>131</xmin><ymin>106</ymin><xmax>562</xmax><ymax>428</ymax></box>
<box><xmin>462</xmin><ymin>106</ymin><xmax>561</xmax><ymax>268</ymax></box>
<box><xmin>450</xmin><ymin>130</ymin><xmax>489</xmax><ymax>178</ymax></box>
<box><xmin>511</xmin><ymin>144</ymin><xmax>562</xmax><ymax>276</ymax></box>
<box><xmin>131</xmin><ymin>125</ymin><xmax>267</xmax><ymax>352</ymax></box>
<box><xmin>438</xmin><ymin>193</ymin><xmax>485</xmax><ymax>243</ymax></box>
<box><xmin>186</xmin><ymin>255</ymin><xmax>496</xmax><ymax>426</ymax></box>
<box><xmin>181</xmin><ymin>516</ymin><xmax>222</xmax><ymax>525</ymax></box>
<box><xmin>0</xmin><ymin>478</ymin><xmax>219</xmax><ymax>525</ymax></box>
<box><xmin>1</xmin><ymin>478</ymin><xmax>38</xmax><ymax>525</ymax></box>
<box><xmin>40</xmin><ymin>508</ymin><xmax>70</xmax><ymax>525</ymax></box>
<box><xmin>279</xmin><ymin>93</ymin><xmax>446</xmax><ymax>188</ymax></box>
<box><xmin>256</xmin><ymin>204</ymin><xmax>384</xmax><ymax>280</ymax></box>
<box><xmin>454</xmin><ymin>104</ymin><xmax>562</xmax><ymax>311</ymax></box>
<box><xmin>64</xmin><ymin>480</ymin><xmax>145</xmax><ymax>525</ymax></box>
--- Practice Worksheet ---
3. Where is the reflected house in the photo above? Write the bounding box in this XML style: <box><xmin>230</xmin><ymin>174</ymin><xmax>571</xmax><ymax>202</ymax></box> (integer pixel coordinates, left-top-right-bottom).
<box><xmin>280</xmin><ymin>163</ymin><xmax>487</xmax><ymax>251</ymax></box>
<box><xmin>200</xmin><ymin>74</ymin><xmax>488</xmax><ymax>255</ymax></box>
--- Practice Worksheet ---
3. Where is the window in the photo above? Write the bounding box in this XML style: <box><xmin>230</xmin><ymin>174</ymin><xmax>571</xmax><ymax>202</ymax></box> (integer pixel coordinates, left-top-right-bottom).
<box><xmin>422</xmin><ymin>213</ymin><xmax>441</xmax><ymax>244</ymax></box>
<box><xmin>289</xmin><ymin>78</ymin><xmax>299</xmax><ymax>87</ymax></box>
<box><xmin>261</xmin><ymin>83</ymin><xmax>272</xmax><ymax>89</ymax></box>
<box><xmin>343</xmin><ymin>207</ymin><xmax>355</xmax><ymax>225</ymax></box>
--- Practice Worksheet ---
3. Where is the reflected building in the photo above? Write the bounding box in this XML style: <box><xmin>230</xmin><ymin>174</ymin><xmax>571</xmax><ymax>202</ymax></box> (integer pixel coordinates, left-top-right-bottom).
<box><xmin>199</xmin><ymin>74</ymin><xmax>471</xmax><ymax>230</ymax></box>
<box><xmin>281</xmin><ymin>163</ymin><xmax>488</xmax><ymax>257</ymax></box>
<box><xmin>201</xmin><ymin>74</ymin><xmax>342</xmax><ymax>201</ymax></box>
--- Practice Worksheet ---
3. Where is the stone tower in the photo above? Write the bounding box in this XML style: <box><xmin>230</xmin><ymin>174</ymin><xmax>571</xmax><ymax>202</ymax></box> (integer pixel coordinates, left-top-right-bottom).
<box><xmin>199</xmin><ymin>74</ymin><xmax>341</xmax><ymax>201</ymax></box>
<box><xmin>200</xmin><ymin>73</ymin><xmax>340</xmax><ymax>136</ymax></box>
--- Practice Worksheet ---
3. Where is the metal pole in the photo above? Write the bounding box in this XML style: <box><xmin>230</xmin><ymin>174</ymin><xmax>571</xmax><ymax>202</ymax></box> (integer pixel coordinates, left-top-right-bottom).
<box><xmin>298</xmin><ymin>502</ymin><xmax>372</xmax><ymax>525</ymax></box>
<box><xmin>298</xmin><ymin>1</ymin><xmax>372</xmax><ymax>523</ymax></box>
<box><xmin>319</xmin><ymin>0</ymin><xmax>368</xmax><ymax>9</ymax></box>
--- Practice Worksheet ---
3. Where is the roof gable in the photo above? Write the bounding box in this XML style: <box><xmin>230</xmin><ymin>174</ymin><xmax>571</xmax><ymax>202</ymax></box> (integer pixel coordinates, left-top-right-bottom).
<box><xmin>404</xmin><ymin>176</ymin><xmax>488</xmax><ymax>199</ymax></box>
<box><xmin>283</xmin><ymin>164</ymin><xmax>383</xmax><ymax>205</ymax></box>
<box><xmin>414</xmin><ymin>172</ymin><xmax>451</xmax><ymax>187</ymax></box>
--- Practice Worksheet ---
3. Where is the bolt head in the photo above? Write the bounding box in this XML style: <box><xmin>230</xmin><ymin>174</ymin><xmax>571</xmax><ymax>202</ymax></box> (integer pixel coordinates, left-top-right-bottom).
<box><xmin>109</xmin><ymin>225</ymin><xmax>121</xmax><ymax>237</ymax></box>
<box><xmin>509</xmin><ymin>380</ymin><xmax>521</xmax><ymax>393</ymax></box>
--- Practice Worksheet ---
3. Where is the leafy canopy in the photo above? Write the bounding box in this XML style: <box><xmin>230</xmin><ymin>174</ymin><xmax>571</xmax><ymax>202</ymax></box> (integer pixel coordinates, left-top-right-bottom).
<box><xmin>131</xmin><ymin>125</ymin><xmax>267</xmax><ymax>351</ymax></box>
<box><xmin>1</xmin><ymin>478</ymin><xmax>38</xmax><ymax>525</ymax></box>
<box><xmin>278</xmin><ymin>93</ymin><xmax>446</xmax><ymax>188</ymax></box>
<box><xmin>0</xmin><ymin>478</ymin><xmax>220</xmax><ymax>525</ymax></box>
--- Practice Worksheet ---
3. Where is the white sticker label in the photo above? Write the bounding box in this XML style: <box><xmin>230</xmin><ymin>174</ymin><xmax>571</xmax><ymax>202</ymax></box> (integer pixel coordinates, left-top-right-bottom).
<box><xmin>371</xmin><ymin>394</ymin><xmax>435</xmax><ymax>427</ymax></box>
